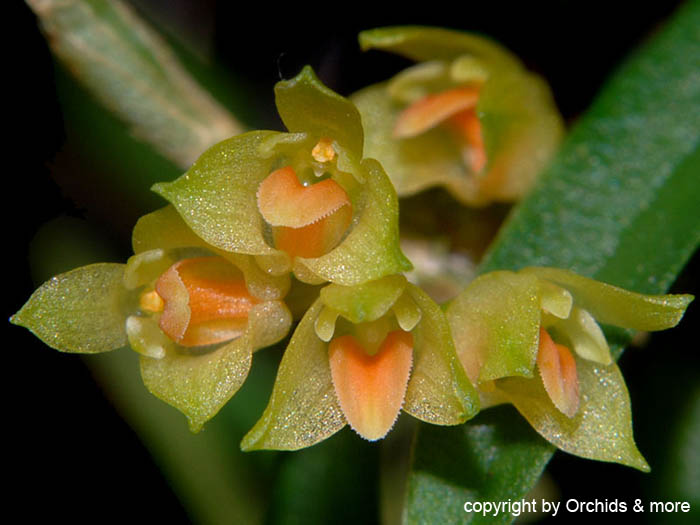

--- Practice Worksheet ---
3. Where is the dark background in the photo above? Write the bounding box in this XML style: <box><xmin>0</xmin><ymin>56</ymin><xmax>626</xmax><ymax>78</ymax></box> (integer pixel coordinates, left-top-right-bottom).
<box><xmin>8</xmin><ymin>1</ymin><xmax>697</xmax><ymax>523</ymax></box>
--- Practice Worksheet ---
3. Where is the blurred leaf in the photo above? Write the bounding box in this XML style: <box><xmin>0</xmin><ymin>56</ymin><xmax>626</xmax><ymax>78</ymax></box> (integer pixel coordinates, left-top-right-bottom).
<box><xmin>406</xmin><ymin>1</ymin><xmax>700</xmax><ymax>522</ymax></box>
<box><xmin>266</xmin><ymin>429</ymin><xmax>380</xmax><ymax>525</ymax></box>
<box><xmin>27</xmin><ymin>0</ymin><xmax>242</xmax><ymax>168</ymax></box>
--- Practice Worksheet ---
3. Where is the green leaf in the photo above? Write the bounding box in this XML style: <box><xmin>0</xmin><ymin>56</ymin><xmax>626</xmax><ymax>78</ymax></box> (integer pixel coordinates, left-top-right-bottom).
<box><xmin>275</xmin><ymin>66</ymin><xmax>364</xmax><ymax>157</ymax></box>
<box><xmin>12</xmin><ymin>263</ymin><xmax>128</xmax><ymax>353</ymax></box>
<box><xmin>27</xmin><ymin>0</ymin><xmax>242</xmax><ymax>168</ymax></box>
<box><xmin>406</xmin><ymin>1</ymin><xmax>700</xmax><ymax>520</ymax></box>
<box><xmin>266</xmin><ymin>429</ymin><xmax>380</xmax><ymax>525</ymax></box>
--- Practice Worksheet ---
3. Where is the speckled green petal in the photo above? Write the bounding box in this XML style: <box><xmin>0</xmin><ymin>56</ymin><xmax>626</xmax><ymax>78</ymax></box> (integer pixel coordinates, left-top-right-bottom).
<box><xmin>446</xmin><ymin>271</ymin><xmax>540</xmax><ymax>383</ymax></box>
<box><xmin>551</xmin><ymin>307</ymin><xmax>612</xmax><ymax>365</ymax></box>
<box><xmin>152</xmin><ymin>131</ymin><xmax>279</xmax><ymax>255</ymax></box>
<box><xmin>12</xmin><ymin>263</ymin><xmax>128</xmax><ymax>353</ymax></box>
<box><xmin>353</xmin><ymin>83</ymin><xmax>476</xmax><ymax>201</ymax></box>
<box><xmin>275</xmin><ymin>66</ymin><xmax>364</xmax><ymax>158</ymax></box>
<box><xmin>522</xmin><ymin>267</ymin><xmax>694</xmax><ymax>331</ymax></box>
<box><xmin>497</xmin><ymin>358</ymin><xmax>649</xmax><ymax>471</ymax></box>
<box><xmin>297</xmin><ymin>159</ymin><xmax>413</xmax><ymax>285</ymax></box>
<box><xmin>359</xmin><ymin>26</ymin><xmax>520</xmax><ymax>68</ymax></box>
<box><xmin>132</xmin><ymin>205</ymin><xmax>289</xmax><ymax>300</ymax></box>
<box><xmin>132</xmin><ymin>205</ymin><xmax>210</xmax><ymax>254</ymax></box>
<box><xmin>241</xmin><ymin>301</ymin><xmax>346</xmax><ymax>451</ymax></box>
<box><xmin>126</xmin><ymin>314</ymin><xmax>173</xmax><ymax>359</ymax></box>
<box><xmin>141</xmin><ymin>300</ymin><xmax>291</xmax><ymax>432</ymax></box>
<box><xmin>403</xmin><ymin>284</ymin><xmax>478</xmax><ymax>425</ymax></box>
<box><xmin>320</xmin><ymin>275</ymin><xmax>407</xmax><ymax>324</ymax></box>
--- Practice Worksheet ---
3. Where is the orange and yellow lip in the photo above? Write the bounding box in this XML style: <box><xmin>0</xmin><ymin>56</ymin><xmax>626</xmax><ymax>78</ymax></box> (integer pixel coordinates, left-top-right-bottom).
<box><xmin>153</xmin><ymin>256</ymin><xmax>260</xmax><ymax>347</ymax></box>
<box><xmin>537</xmin><ymin>327</ymin><xmax>579</xmax><ymax>418</ymax></box>
<box><xmin>394</xmin><ymin>86</ymin><xmax>486</xmax><ymax>174</ymax></box>
<box><xmin>257</xmin><ymin>165</ymin><xmax>352</xmax><ymax>259</ymax></box>
<box><xmin>329</xmin><ymin>330</ymin><xmax>413</xmax><ymax>441</ymax></box>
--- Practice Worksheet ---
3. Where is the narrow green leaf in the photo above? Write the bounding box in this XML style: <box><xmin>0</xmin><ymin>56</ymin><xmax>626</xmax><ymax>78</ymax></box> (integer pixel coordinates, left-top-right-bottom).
<box><xmin>407</xmin><ymin>1</ymin><xmax>700</xmax><ymax>520</ymax></box>
<box><xmin>27</xmin><ymin>0</ymin><xmax>242</xmax><ymax>168</ymax></box>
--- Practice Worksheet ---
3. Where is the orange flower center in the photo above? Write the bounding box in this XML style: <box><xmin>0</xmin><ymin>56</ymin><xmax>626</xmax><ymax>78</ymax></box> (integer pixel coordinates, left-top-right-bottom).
<box><xmin>257</xmin><ymin>165</ymin><xmax>352</xmax><ymax>259</ymax></box>
<box><xmin>393</xmin><ymin>86</ymin><xmax>486</xmax><ymax>173</ymax></box>
<box><xmin>328</xmin><ymin>330</ymin><xmax>413</xmax><ymax>441</ymax></box>
<box><xmin>152</xmin><ymin>256</ymin><xmax>260</xmax><ymax>347</ymax></box>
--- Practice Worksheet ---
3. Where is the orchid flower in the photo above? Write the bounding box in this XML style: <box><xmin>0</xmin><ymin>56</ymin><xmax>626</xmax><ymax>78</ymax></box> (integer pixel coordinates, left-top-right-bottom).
<box><xmin>241</xmin><ymin>275</ymin><xmax>478</xmax><ymax>450</ymax></box>
<box><xmin>12</xmin><ymin>206</ymin><xmax>292</xmax><ymax>431</ymax></box>
<box><xmin>154</xmin><ymin>66</ymin><xmax>411</xmax><ymax>286</ymax></box>
<box><xmin>446</xmin><ymin>267</ymin><xmax>693</xmax><ymax>470</ymax></box>
<box><xmin>353</xmin><ymin>26</ymin><xmax>564</xmax><ymax>206</ymax></box>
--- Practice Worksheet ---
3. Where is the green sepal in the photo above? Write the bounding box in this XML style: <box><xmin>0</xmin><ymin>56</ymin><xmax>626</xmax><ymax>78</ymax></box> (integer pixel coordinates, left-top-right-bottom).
<box><xmin>359</xmin><ymin>26</ymin><xmax>520</xmax><ymax>69</ymax></box>
<box><xmin>241</xmin><ymin>301</ymin><xmax>346</xmax><ymax>450</ymax></box>
<box><xmin>446</xmin><ymin>271</ymin><xmax>541</xmax><ymax>383</ymax></box>
<box><xmin>275</xmin><ymin>66</ymin><xmax>364</xmax><ymax>158</ymax></box>
<box><xmin>477</xmin><ymin>67</ymin><xmax>564</xmax><ymax>201</ymax></box>
<box><xmin>141</xmin><ymin>300</ymin><xmax>292</xmax><ymax>433</ymax></box>
<box><xmin>152</xmin><ymin>131</ymin><xmax>279</xmax><ymax>256</ymax></box>
<box><xmin>12</xmin><ymin>263</ymin><xmax>128</xmax><ymax>353</ymax></box>
<box><xmin>522</xmin><ymin>267</ymin><xmax>694</xmax><ymax>331</ymax></box>
<box><xmin>296</xmin><ymin>159</ymin><xmax>413</xmax><ymax>285</ymax></box>
<box><xmin>132</xmin><ymin>205</ymin><xmax>290</xmax><ymax>300</ymax></box>
<box><xmin>319</xmin><ymin>275</ymin><xmax>408</xmax><ymax>324</ymax></box>
<box><xmin>497</xmin><ymin>357</ymin><xmax>650</xmax><ymax>471</ymax></box>
<box><xmin>403</xmin><ymin>284</ymin><xmax>479</xmax><ymax>425</ymax></box>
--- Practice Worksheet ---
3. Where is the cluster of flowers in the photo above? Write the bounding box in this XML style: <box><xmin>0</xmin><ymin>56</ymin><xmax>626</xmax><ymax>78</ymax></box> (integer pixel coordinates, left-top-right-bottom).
<box><xmin>13</xmin><ymin>27</ymin><xmax>691</xmax><ymax>469</ymax></box>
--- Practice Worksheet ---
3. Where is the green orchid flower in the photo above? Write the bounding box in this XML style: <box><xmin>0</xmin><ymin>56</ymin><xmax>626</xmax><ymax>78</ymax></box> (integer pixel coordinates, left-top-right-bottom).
<box><xmin>12</xmin><ymin>205</ymin><xmax>292</xmax><ymax>432</ymax></box>
<box><xmin>353</xmin><ymin>26</ymin><xmax>564</xmax><ymax>206</ymax></box>
<box><xmin>241</xmin><ymin>274</ymin><xmax>478</xmax><ymax>450</ymax></box>
<box><xmin>446</xmin><ymin>267</ymin><xmax>693</xmax><ymax>470</ymax></box>
<box><xmin>153</xmin><ymin>66</ymin><xmax>411</xmax><ymax>287</ymax></box>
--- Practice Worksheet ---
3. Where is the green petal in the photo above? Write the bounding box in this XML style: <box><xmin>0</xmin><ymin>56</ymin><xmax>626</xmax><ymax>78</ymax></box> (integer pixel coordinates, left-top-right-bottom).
<box><xmin>359</xmin><ymin>26</ymin><xmax>520</xmax><ymax>68</ymax></box>
<box><xmin>353</xmin><ymin>83</ymin><xmax>477</xmax><ymax>201</ymax></box>
<box><xmin>551</xmin><ymin>307</ymin><xmax>612</xmax><ymax>365</ymax></box>
<box><xmin>123</xmin><ymin>249</ymin><xmax>174</xmax><ymax>290</ymax></box>
<box><xmin>446</xmin><ymin>271</ymin><xmax>541</xmax><ymax>383</ymax></box>
<box><xmin>319</xmin><ymin>275</ymin><xmax>407</xmax><ymax>324</ymax></box>
<box><xmin>12</xmin><ymin>263</ymin><xmax>128</xmax><ymax>353</ymax></box>
<box><xmin>497</xmin><ymin>358</ymin><xmax>650</xmax><ymax>471</ymax></box>
<box><xmin>297</xmin><ymin>159</ymin><xmax>413</xmax><ymax>285</ymax></box>
<box><xmin>522</xmin><ymin>267</ymin><xmax>694</xmax><ymax>331</ymax></box>
<box><xmin>132</xmin><ymin>205</ymin><xmax>210</xmax><ymax>254</ymax></box>
<box><xmin>241</xmin><ymin>301</ymin><xmax>346</xmax><ymax>450</ymax></box>
<box><xmin>152</xmin><ymin>131</ymin><xmax>279</xmax><ymax>256</ymax></box>
<box><xmin>132</xmin><ymin>205</ymin><xmax>290</xmax><ymax>300</ymax></box>
<box><xmin>141</xmin><ymin>300</ymin><xmax>291</xmax><ymax>433</ymax></box>
<box><xmin>126</xmin><ymin>314</ymin><xmax>173</xmax><ymax>359</ymax></box>
<box><xmin>275</xmin><ymin>66</ymin><xmax>364</xmax><ymax>158</ymax></box>
<box><xmin>403</xmin><ymin>284</ymin><xmax>479</xmax><ymax>425</ymax></box>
